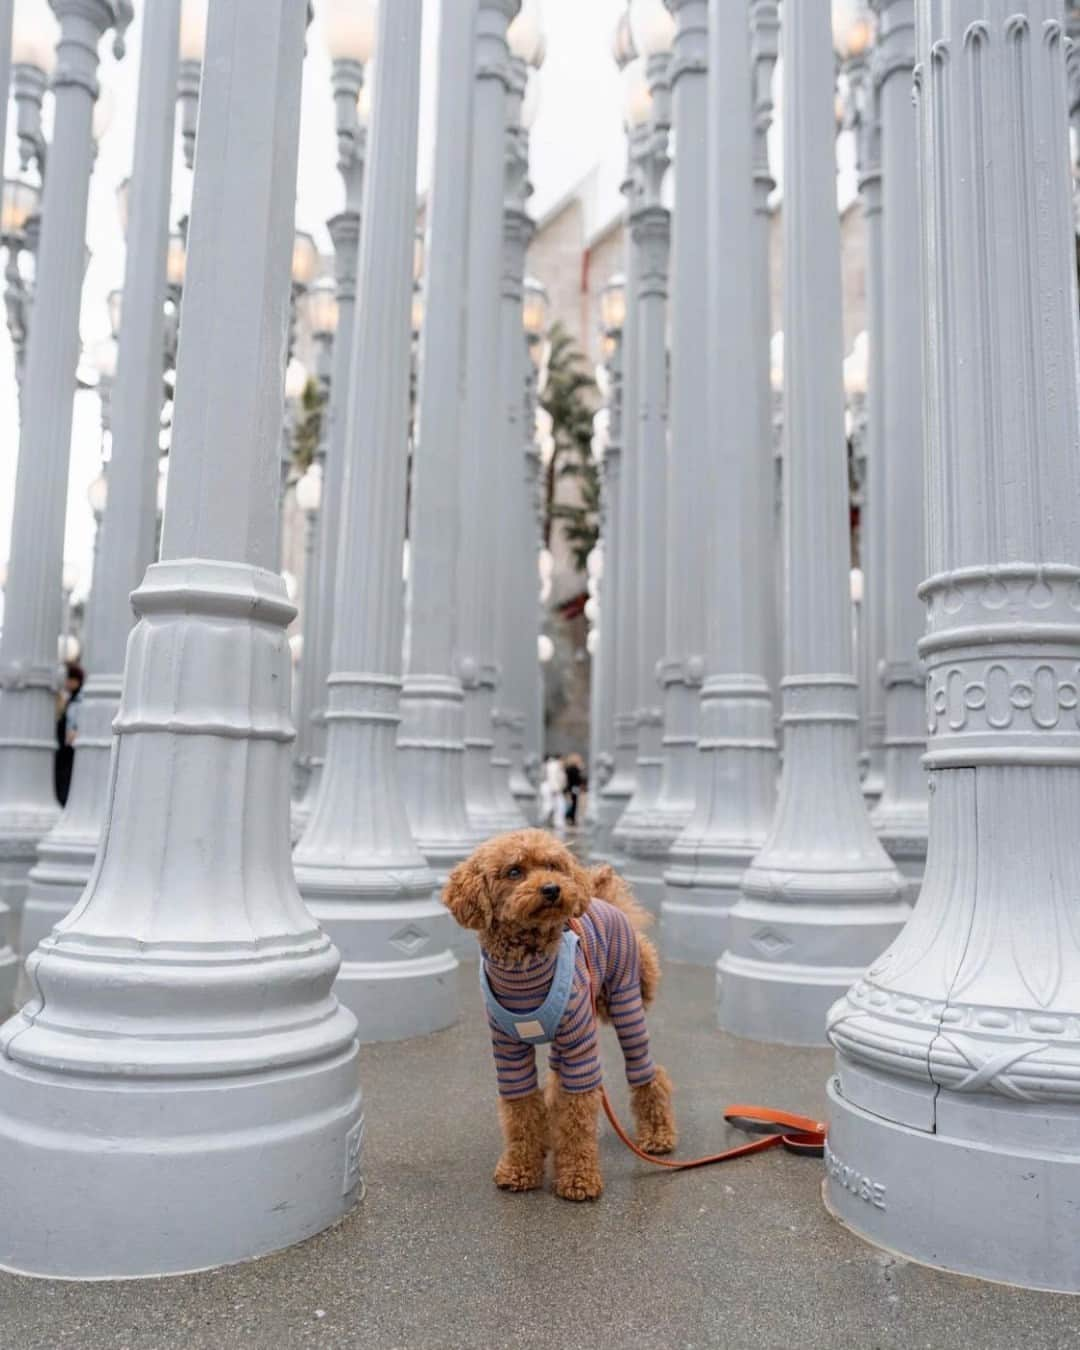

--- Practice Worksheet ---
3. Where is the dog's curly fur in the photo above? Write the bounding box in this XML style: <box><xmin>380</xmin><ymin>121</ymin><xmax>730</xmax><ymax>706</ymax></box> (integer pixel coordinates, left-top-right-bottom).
<box><xmin>444</xmin><ymin>829</ymin><xmax>677</xmax><ymax>1201</ymax></box>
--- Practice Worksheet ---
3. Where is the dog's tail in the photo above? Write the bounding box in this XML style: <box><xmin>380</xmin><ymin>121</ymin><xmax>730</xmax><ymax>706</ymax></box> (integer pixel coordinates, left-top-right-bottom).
<box><xmin>588</xmin><ymin>863</ymin><xmax>660</xmax><ymax>1009</ymax></box>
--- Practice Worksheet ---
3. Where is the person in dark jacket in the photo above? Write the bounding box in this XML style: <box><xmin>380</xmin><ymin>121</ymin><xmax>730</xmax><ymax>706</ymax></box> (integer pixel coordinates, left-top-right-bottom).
<box><xmin>55</xmin><ymin>661</ymin><xmax>84</xmax><ymax>807</ymax></box>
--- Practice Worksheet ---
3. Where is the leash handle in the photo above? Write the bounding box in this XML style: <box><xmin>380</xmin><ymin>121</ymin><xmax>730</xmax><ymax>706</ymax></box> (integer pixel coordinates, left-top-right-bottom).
<box><xmin>568</xmin><ymin>918</ymin><xmax>827</xmax><ymax>1169</ymax></box>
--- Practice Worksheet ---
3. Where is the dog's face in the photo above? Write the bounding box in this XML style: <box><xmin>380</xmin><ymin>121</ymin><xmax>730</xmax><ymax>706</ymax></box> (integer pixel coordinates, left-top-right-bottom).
<box><xmin>444</xmin><ymin>829</ymin><xmax>591</xmax><ymax>953</ymax></box>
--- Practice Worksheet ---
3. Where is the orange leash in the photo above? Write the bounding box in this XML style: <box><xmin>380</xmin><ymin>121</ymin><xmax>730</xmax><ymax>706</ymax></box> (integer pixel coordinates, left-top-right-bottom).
<box><xmin>569</xmin><ymin>918</ymin><xmax>827</xmax><ymax>1170</ymax></box>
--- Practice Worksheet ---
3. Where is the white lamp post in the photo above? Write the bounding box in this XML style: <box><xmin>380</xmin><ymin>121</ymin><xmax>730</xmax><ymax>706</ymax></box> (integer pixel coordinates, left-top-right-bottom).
<box><xmin>828</xmin><ymin>0</ymin><xmax>1080</xmax><ymax>1292</ymax></box>
<box><xmin>291</xmin><ymin>0</ymin><xmax>373</xmax><ymax>845</ymax></box>
<box><xmin>0</xmin><ymin>0</ymin><xmax>128</xmax><ymax>1006</ymax></box>
<box><xmin>492</xmin><ymin>5</ymin><xmax>545</xmax><ymax>827</ymax></box>
<box><xmin>595</xmin><ymin>20</ymin><xmax>644</xmax><ymax>860</ymax></box>
<box><xmin>865</xmin><ymin>0</ymin><xmax>927</xmax><ymax>892</ymax></box>
<box><xmin>612</xmin><ymin>19</ymin><xmax>674</xmax><ymax>914</ymax></box>
<box><xmin>456</xmin><ymin>0</ymin><xmax>526</xmax><ymax>839</ymax></box>
<box><xmin>660</xmin><ymin>0</ymin><xmax>780</xmax><ymax>963</ymax></box>
<box><xmin>294</xmin><ymin>0</ymin><xmax>458</xmax><ymax>1042</ymax></box>
<box><xmin>718</xmin><ymin>0</ymin><xmax>907</xmax><ymax>1044</ymax></box>
<box><xmin>0</xmin><ymin>0</ymin><xmax>362</xmax><ymax>1280</ymax></box>
<box><xmin>627</xmin><ymin>0</ymin><xmax>708</xmax><ymax>909</ymax></box>
<box><xmin>586</xmin><ymin>274</ymin><xmax>627</xmax><ymax>847</ymax></box>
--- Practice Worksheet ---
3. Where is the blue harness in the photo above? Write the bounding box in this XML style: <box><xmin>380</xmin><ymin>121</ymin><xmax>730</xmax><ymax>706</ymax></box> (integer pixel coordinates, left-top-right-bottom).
<box><xmin>479</xmin><ymin>929</ymin><xmax>580</xmax><ymax>1046</ymax></box>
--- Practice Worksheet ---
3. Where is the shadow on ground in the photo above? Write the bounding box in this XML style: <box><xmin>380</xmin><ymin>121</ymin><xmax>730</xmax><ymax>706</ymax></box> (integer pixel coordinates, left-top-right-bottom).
<box><xmin>1</xmin><ymin>963</ymin><xmax>1076</xmax><ymax>1349</ymax></box>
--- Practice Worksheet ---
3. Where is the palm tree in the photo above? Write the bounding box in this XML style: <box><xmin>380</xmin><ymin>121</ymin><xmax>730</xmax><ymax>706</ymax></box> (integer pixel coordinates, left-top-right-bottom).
<box><xmin>540</xmin><ymin>321</ymin><xmax>601</xmax><ymax>574</ymax></box>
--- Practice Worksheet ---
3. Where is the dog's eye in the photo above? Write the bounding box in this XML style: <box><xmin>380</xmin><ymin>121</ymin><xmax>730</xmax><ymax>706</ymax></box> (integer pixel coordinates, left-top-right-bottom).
<box><xmin>506</xmin><ymin>866</ymin><xmax>524</xmax><ymax>880</ymax></box>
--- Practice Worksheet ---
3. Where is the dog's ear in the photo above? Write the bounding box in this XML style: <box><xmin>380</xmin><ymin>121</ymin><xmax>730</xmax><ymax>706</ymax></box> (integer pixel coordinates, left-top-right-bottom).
<box><xmin>443</xmin><ymin>856</ymin><xmax>493</xmax><ymax>931</ymax></box>
<box><xmin>587</xmin><ymin>863</ymin><xmax>620</xmax><ymax>906</ymax></box>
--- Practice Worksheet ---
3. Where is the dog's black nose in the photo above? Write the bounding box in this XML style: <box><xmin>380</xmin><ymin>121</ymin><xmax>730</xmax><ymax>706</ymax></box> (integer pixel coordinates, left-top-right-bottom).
<box><xmin>541</xmin><ymin>883</ymin><xmax>561</xmax><ymax>903</ymax></box>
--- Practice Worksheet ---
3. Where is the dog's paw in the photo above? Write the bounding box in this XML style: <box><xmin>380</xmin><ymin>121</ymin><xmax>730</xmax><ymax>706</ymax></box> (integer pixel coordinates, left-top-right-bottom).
<box><xmin>494</xmin><ymin>1156</ymin><xmax>545</xmax><ymax>1192</ymax></box>
<box><xmin>553</xmin><ymin>1171</ymin><xmax>603</xmax><ymax>1202</ymax></box>
<box><xmin>636</xmin><ymin>1126</ymin><xmax>677</xmax><ymax>1156</ymax></box>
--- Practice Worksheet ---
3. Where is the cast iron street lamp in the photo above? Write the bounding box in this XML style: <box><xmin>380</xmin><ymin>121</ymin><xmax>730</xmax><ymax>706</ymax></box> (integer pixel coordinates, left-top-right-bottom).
<box><xmin>718</xmin><ymin>0</ymin><xmax>907</xmax><ymax>1045</ymax></box>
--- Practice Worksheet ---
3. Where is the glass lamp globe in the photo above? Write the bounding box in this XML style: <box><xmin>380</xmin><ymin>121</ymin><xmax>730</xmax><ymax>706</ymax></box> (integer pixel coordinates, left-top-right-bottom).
<box><xmin>622</xmin><ymin>58</ymin><xmax>653</xmax><ymax>129</ymax></box>
<box><xmin>611</xmin><ymin>11</ymin><xmax>637</xmax><ymax>68</ymax></box>
<box><xmin>291</xmin><ymin>231</ymin><xmax>319</xmax><ymax>288</ymax></box>
<box><xmin>12</xmin><ymin>0</ymin><xmax>58</xmax><ymax>73</ymax></box>
<box><xmin>87</xmin><ymin>470</ymin><xmax>108</xmax><ymax>518</ymax></box>
<box><xmin>522</xmin><ymin>276</ymin><xmax>549</xmax><ymax>340</ymax></box>
<box><xmin>166</xmin><ymin>231</ymin><xmax>187</xmax><ymax>289</ymax></box>
<box><xmin>179</xmin><ymin>0</ymin><xmax>208</xmax><ymax>62</ymax></box>
<box><xmin>285</xmin><ymin>357</ymin><xmax>308</xmax><ymax>401</ymax></box>
<box><xmin>508</xmin><ymin>0</ymin><xmax>546</xmax><ymax>68</ymax></box>
<box><xmin>832</xmin><ymin>0</ymin><xmax>873</xmax><ymax>59</ymax></box>
<box><xmin>629</xmin><ymin>0</ymin><xmax>676</xmax><ymax>57</ymax></box>
<box><xmin>538</xmin><ymin>634</ymin><xmax>555</xmax><ymax>664</ymax></box>
<box><xmin>587</xmin><ymin>546</ymin><xmax>604</xmax><ymax>581</ymax></box>
<box><xmin>307</xmin><ymin>277</ymin><xmax>339</xmax><ymax>337</ymax></box>
<box><xmin>62</xmin><ymin>560</ymin><xmax>81</xmax><ymax>595</ymax></box>
<box><xmin>1</xmin><ymin>178</ymin><xmax>40</xmax><ymax>241</ymax></box>
<box><xmin>599</xmin><ymin>273</ymin><xmax>627</xmax><ymax>335</ymax></box>
<box><xmin>586</xmin><ymin>628</ymin><xmax>599</xmax><ymax>656</ymax></box>
<box><xmin>295</xmin><ymin>463</ymin><xmax>323</xmax><ymax>514</ymax></box>
<box><xmin>584</xmin><ymin>596</ymin><xmax>599</xmax><ymax>624</ymax></box>
<box><xmin>850</xmin><ymin>567</ymin><xmax>865</xmax><ymax>606</ymax></box>
<box><xmin>323</xmin><ymin>0</ymin><xmax>377</xmax><ymax>64</ymax></box>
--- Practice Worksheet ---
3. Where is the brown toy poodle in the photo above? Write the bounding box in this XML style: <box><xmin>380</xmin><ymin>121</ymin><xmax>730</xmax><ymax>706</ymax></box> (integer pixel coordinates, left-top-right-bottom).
<box><xmin>443</xmin><ymin>828</ymin><xmax>677</xmax><ymax>1201</ymax></box>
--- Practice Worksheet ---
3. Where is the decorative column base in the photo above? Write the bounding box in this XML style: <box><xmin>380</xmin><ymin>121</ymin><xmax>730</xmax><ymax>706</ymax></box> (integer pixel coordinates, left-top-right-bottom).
<box><xmin>294</xmin><ymin>672</ymin><xmax>459</xmax><ymax>1040</ymax></box>
<box><xmin>462</xmin><ymin>669</ymin><xmax>524</xmax><ymax>840</ymax></box>
<box><xmin>612</xmin><ymin>709</ymin><xmax>669</xmax><ymax>914</ymax></box>
<box><xmin>507</xmin><ymin>712</ymin><xmax>538</xmax><ymax>823</ymax></box>
<box><xmin>661</xmin><ymin>677</ymin><xmax>777</xmax><ymax>964</ymax></box>
<box><xmin>0</xmin><ymin>560</ymin><xmax>364</xmax><ymax>1278</ymax></box>
<box><xmin>718</xmin><ymin>677</ymin><xmax>908</xmax><ymax>1045</ymax></box>
<box><xmin>20</xmin><ymin>677</ymin><xmax>120</xmax><ymax>957</ymax></box>
<box><xmin>399</xmin><ymin>673</ymin><xmax>477</xmax><ymax>960</ymax></box>
<box><xmin>591</xmin><ymin>712</ymin><xmax>637</xmax><ymax>862</ymax></box>
<box><xmin>870</xmin><ymin>674</ymin><xmax>928</xmax><ymax>896</ymax></box>
<box><xmin>824</xmin><ymin>1073</ymin><xmax>1080</xmax><ymax>1293</ymax></box>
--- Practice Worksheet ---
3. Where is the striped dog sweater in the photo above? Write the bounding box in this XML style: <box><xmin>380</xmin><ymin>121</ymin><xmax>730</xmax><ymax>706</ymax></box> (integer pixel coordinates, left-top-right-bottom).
<box><xmin>481</xmin><ymin>898</ymin><xmax>656</xmax><ymax>1099</ymax></box>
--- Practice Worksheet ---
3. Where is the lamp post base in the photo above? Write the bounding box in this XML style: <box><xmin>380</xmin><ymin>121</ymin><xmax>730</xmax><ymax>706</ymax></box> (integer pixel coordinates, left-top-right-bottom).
<box><xmin>661</xmin><ymin>853</ymin><xmax>749</xmax><ymax>964</ymax></box>
<box><xmin>0</xmin><ymin>1039</ymin><xmax>363</xmax><ymax>1280</ymax></box>
<box><xmin>824</xmin><ymin>1069</ymin><xmax>1080</xmax><ymax>1294</ymax></box>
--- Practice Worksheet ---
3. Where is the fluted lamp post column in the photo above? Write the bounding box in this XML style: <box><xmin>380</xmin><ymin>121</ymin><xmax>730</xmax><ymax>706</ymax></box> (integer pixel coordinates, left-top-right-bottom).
<box><xmin>717</xmin><ymin>0</ymin><xmax>907</xmax><ymax>1046</ymax></box>
<box><xmin>828</xmin><ymin>0</ymin><xmax>1080</xmax><ymax>1291</ymax></box>
<box><xmin>514</xmin><ymin>273</ymin><xmax>549</xmax><ymax>814</ymax></box>
<box><xmin>839</xmin><ymin>12</ymin><xmax>887</xmax><ymax>806</ymax></box>
<box><xmin>595</xmin><ymin>19</ymin><xmax>645</xmax><ymax>861</ymax></box>
<box><xmin>587</xmin><ymin>279</ymin><xmax>626</xmax><ymax>850</ymax></box>
<box><xmin>457</xmin><ymin>0</ymin><xmax>525</xmax><ymax>839</ymax></box>
<box><xmin>866</xmin><ymin>0</ymin><xmax>928</xmax><ymax>891</ymax></box>
<box><xmin>749</xmin><ymin>0</ymin><xmax>780</xmax><ymax>723</ymax></box>
<box><xmin>291</xmin><ymin>3</ymin><xmax>373</xmax><ymax>844</ymax></box>
<box><xmin>493</xmin><ymin>5</ymin><xmax>544</xmax><ymax>828</ymax></box>
<box><xmin>399</xmin><ymin>0</ymin><xmax>478</xmax><ymax>895</ymax></box>
<box><xmin>661</xmin><ymin>0</ymin><xmax>779</xmax><ymax>962</ymax></box>
<box><xmin>19</xmin><ymin>0</ymin><xmax>181</xmax><ymax>962</ymax></box>
<box><xmin>613</xmin><ymin>1</ymin><xmax>674</xmax><ymax>913</ymax></box>
<box><xmin>0</xmin><ymin>0</ymin><xmax>127</xmax><ymax>1007</ymax></box>
<box><xmin>637</xmin><ymin>0</ymin><xmax>711</xmax><ymax>898</ymax></box>
<box><xmin>294</xmin><ymin>0</ymin><xmax>458</xmax><ymax>1042</ymax></box>
<box><xmin>0</xmin><ymin>0</ymin><xmax>363</xmax><ymax>1279</ymax></box>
